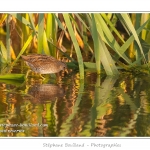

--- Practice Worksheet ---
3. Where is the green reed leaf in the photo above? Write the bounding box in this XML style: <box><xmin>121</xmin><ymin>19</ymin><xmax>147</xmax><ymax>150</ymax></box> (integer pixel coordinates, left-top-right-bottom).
<box><xmin>90</xmin><ymin>14</ymin><xmax>101</xmax><ymax>74</ymax></box>
<box><xmin>46</xmin><ymin>13</ymin><xmax>57</xmax><ymax>56</ymax></box>
<box><xmin>63</xmin><ymin>14</ymin><xmax>84</xmax><ymax>79</ymax></box>
<box><xmin>0</xmin><ymin>74</ymin><xmax>25</xmax><ymax>80</ymax></box>
<box><xmin>38</xmin><ymin>13</ymin><xmax>44</xmax><ymax>54</ymax></box>
<box><xmin>121</xmin><ymin>13</ymin><xmax>147</xmax><ymax>63</ymax></box>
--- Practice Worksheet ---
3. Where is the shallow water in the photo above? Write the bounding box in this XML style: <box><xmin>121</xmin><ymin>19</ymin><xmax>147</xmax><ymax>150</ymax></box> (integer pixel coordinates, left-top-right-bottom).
<box><xmin>0</xmin><ymin>64</ymin><xmax>150</xmax><ymax>137</ymax></box>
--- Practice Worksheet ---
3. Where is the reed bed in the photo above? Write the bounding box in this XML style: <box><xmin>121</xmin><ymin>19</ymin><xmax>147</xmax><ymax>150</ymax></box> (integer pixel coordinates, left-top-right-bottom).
<box><xmin>1</xmin><ymin>13</ymin><xmax>150</xmax><ymax>79</ymax></box>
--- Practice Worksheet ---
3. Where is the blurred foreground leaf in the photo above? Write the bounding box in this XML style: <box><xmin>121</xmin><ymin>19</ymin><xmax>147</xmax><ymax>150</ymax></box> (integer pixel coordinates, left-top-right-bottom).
<box><xmin>0</xmin><ymin>79</ymin><xmax>24</xmax><ymax>86</ymax></box>
<box><xmin>0</xmin><ymin>74</ymin><xmax>25</xmax><ymax>80</ymax></box>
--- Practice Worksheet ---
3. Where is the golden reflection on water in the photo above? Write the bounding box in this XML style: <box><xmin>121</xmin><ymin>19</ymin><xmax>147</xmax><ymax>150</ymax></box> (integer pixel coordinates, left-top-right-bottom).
<box><xmin>0</xmin><ymin>71</ymin><xmax>150</xmax><ymax>137</ymax></box>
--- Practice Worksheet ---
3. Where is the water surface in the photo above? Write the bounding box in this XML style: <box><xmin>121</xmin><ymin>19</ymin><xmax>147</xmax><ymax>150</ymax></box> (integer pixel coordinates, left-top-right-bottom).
<box><xmin>0</xmin><ymin>64</ymin><xmax>150</xmax><ymax>137</ymax></box>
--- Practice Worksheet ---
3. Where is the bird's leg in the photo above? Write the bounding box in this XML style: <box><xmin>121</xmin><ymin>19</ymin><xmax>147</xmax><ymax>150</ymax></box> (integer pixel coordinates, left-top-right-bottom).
<box><xmin>25</xmin><ymin>69</ymin><xmax>45</xmax><ymax>80</ymax></box>
<box><xmin>39</xmin><ymin>74</ymin><xmax>45</xmax><ymax>80</ymax></box>
<box><xmin>25</xmin><ymin>70</ymin><xmax>32</xmax><ymax>79</ymax></box>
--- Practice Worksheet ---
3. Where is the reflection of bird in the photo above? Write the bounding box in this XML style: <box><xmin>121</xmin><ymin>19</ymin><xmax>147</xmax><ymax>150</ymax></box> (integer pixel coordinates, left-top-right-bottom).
<box><xmin>21</xmin><ymin>54</ymin><xmax>67</xmax><ymax>74</ymax></box>
<box><xmin>28</xmin><ymin>84</ymin><xmax>65</xmax><ymax>103</ymax></box>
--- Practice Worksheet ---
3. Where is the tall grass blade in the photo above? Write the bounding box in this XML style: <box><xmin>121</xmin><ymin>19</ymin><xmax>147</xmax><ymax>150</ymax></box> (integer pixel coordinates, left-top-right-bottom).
<box><xmin>6</xmin><ymin>14</ymin><xmax>11</xmax><ymax>63</ymax></box>
<box><xmin>0</xmin><ymin>14</ymin><xmax>7</xmax><ymax>26</ymax></box>
<box><xmin>63</xmin><ymin>14</ymin><xmax>84</xmax><ymax>79</ymax></box>
<box><xmin>89</xmin><ymin>14</ymin><xmax>119</xmax><ymax>75</ymax></box>
<box><xmin>91</xmin><ymin>14</ymin><xmax>101</xmax><ymax>74</ymax></box>
<box><xmin>94</xmin><ymin>14</ymin><xmax>131</xmax><ymax>65</ymax></box>
<box><xmin>11</xmin><ymin>25</ymin><xmax>38</xmax><ymax>68</ymax></box>
<box><xmin>141</xmin><ymin>13</ymin><xmax>149</xmax><ymax>40</ymax></box>
<box><xmin>38</xmin><ymin>14</ymin><xmax>44</xmax><ymax>54</ymax></box>
<box><xmin>0</xmin><ymin>41</ymin><xmax>7</xmax><ymax>63</ymax></box>
<box><xmin>28</xmin><ymin>13</ymin><xmax>37</xmax><ymax>36</ymax></box>
<box><xmin>101</xmin><ymin>13</ymin><xmax>125</xmax><ymax>43</ymax></box>
<box><xmin>121</xmin><ymin>13</ymin><xmax>147</xmax><ymax>63</ymax></box>
<box><xmin>11</xmin><ymin>13</ymin><xmax>32</xmax><ymax>29</ymax></box>
<box><xmin>46</xmin><ymin>14</ymin><xmax>57</xmax><ymax>56</ymax></box>
<box><xmin>53</xmin><ymin>14</ymin><xmax>66</xmax><ymax>31</ymax></box>
<box><xmin>99</xmin><ymin>35</ymin><xmax>119</xmax><ymax>75</ymax></box>
<box><xmin>43</xmin><ymin>30</ymin><xmax>50</xmax><ymax>55</ymax></box>
<box><xmin>120</xmin><ymin>19</ymin><xmax>150</xmax><ymax>55</ymax></box>
<box><xmin>74</xmin><ymin>14</ymin><xmax>89</xmax><ymax>30</ymax></box>
<box><xmin>21</xmin><ymin>14</ymin><xmax>30</xmax><ymax>46</ymax></box>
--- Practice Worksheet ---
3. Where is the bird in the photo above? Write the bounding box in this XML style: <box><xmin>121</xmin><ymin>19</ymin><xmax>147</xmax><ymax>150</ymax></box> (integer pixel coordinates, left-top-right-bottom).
<box><xmin>21</xmin><ymin>54</ymin><xmax>67</xmax><ymax>78</ymax></box>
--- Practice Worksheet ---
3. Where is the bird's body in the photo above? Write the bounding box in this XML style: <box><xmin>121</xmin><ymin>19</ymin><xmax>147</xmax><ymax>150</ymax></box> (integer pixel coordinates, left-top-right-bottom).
<box><xmin>21</xmin><ymin>54</ymin><xmax>67</xmax><ymax>74</ymax></box>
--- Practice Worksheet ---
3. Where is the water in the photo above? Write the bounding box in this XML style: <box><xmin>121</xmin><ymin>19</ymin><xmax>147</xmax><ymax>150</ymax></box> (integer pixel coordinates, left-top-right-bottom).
<box><xmin>0</xmin><ymin>64</ymin><xmax>150</xmax><ymax>137</ymax></box>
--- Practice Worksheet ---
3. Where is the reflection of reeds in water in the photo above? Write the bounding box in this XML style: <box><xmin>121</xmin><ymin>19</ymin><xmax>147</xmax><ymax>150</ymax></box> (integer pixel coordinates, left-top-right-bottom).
<box><xmin>0</xmin><ymin>83</ymin><xmax>7</xmax><ymax>105</ymax></box>
<box><xmin>2</xmin><ymin>71</ymin><xmax>150</xmax><ymax>137</ymax></box>
<box><xmin>28</xmin><ymin>84</ymin><xmax>65</xmax><ymax>104</ymax></box>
